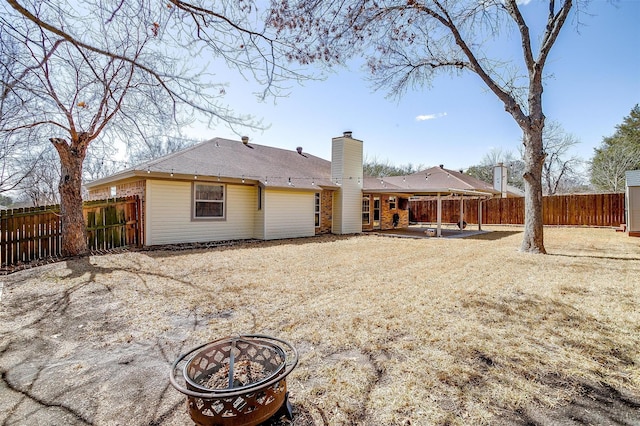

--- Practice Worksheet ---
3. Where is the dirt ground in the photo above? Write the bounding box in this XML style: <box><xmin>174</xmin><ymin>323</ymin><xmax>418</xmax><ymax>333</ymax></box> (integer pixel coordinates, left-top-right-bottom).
<box><xmin>1</xmin><ymin>227</ymin><xmax>639</xmax><ymax>425</ymax></box>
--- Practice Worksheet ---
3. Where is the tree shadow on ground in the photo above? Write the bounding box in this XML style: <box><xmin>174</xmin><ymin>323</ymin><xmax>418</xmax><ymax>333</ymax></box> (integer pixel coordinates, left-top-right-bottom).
<box><xmin>549</xmin><ymin>253</ymin><xmax>640</xmax><ymax>262</ymax></box>
<box><xmin>464</xmin><ymin>230</ymin><xmax>522</xmax><ymax>241</ymax></box>
<box><xmin>498</xmin><ymin>379</ymin><xmax>640</xmax><ymax>425</ymax></box>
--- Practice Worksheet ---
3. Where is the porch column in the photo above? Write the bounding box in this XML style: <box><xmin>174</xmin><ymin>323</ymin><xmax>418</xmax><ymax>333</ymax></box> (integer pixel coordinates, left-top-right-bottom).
<box><xmin>478</xmin><ymin>199</ymin><xmax>482</xmax><ymax>231</ymax></box>
<box><xmin>437</xmin><ymin>193</ymin><xmax>442</xmax><ymax>237</ymax></box>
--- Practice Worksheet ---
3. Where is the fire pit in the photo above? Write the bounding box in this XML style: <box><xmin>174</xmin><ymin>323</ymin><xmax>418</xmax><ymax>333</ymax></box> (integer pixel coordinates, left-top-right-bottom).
<box><xmin>170</xmin><ymin>334</ymin><xmax>298</xmax><ymax>426</ymax></box>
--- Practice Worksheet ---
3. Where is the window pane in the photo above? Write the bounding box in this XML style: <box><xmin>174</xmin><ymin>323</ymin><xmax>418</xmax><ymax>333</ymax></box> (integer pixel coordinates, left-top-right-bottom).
<box><xmin>196</xmin><ymin>201</ymin><xmax>223</xmax><ymax>217</ymax></box>
<box><xmin>195</xmin><ymin>184</ymin><xmax>223</xmax><ymax>201</ymax></box>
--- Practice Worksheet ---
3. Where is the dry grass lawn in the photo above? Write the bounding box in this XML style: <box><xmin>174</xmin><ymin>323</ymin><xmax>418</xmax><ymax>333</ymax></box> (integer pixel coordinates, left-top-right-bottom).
<box><xmin>1</xmin><ymin>226</ymin><xmax>639</xmax><ymax>425</ymax></box>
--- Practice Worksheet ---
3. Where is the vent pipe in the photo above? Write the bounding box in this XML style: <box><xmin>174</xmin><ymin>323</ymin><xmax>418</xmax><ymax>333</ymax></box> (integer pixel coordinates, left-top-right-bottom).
<box><xmin>296</xmin><ymin>146</ymin><xmax>303</xmax><ymax>155</ymax></box>
<box><xmin>241</xmin><ymin>136</ymin><xmax>249</xmax><ymax>145</ymax></box>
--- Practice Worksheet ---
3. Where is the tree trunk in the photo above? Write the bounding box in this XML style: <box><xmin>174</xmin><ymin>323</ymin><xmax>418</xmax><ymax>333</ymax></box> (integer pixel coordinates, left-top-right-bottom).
<box><xmin>51</xmin><ymin>135</ymin><xmax>89</xmax><ymax>257</ymax></box>
<box><xmin>521</xmin><ymin>126</ymin><xmax>546</xmax><ymax>254</ymax></box>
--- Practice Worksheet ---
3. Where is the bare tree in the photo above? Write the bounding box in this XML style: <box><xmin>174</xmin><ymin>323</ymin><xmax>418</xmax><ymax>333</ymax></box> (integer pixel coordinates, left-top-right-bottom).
<box><xmin>83</xmin><ymin>143</ymin><xmax>123</xmax><ymax>184</ymax></box>
<box><xmin>128</xmin><ymin>134</ymin><xmax>197</xmax><ymax>166</ymax></box>
<box><xmin>17</xmin><ymin>147</ymin><xmax>61</xmax><ymax>206</ymax></box>
<box><xmin>271</xmin><ymin>0</ymin><xmax>585</xmax><ymax>253</ymax></box>
<box><xmin>0</xmin><ymin>26</ymin><xmax>35</xmax><ymax>194</ymax></box>
<box><xmin>2</xmin><ymin>1</ymin><xmax>302</xmax><ymax>256</ymax></box>
<box><xmin>466</xmin><ymin>148</ymin><xmax>525</xmax><ymax>190</ymax></box>
<box><xmin>1</xmin><ymin>5</ymin><xmax>171</xmax><ymax>255</ymax></box>
<box><xmin>540</xmin><ymin>121</ymin><xmax>584</xmax><ymax>195</ymax></box>
<box><xmin>363</xmin><ymin>155</ymin><xmax>424</xmax><ymax>177</ymax></box>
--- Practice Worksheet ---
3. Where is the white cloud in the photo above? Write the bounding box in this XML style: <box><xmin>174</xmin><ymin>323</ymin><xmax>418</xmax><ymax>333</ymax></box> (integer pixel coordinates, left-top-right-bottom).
<box><xmin>416</xmin><ymin>112</ymin><xmax>447</xmax><ymax>121</ymax></box>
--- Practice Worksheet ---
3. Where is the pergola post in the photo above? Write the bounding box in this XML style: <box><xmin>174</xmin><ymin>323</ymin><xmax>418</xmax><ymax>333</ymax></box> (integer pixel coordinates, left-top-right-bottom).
<box><xmin>436</xmin><ymin>193</ymin><xmax>442</xmax><ymax>237</ymax></box>
<box><xmin>459</xmin><ymin>197</ymin><xmax>464</xmax><ymax>233</ymax></box>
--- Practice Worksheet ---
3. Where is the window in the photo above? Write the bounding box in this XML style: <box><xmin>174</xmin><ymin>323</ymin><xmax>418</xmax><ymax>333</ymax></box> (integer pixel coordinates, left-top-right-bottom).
<box><xmin>362</xmin><ymin>196</ymin><xmax>370</xmax><ymax>224</ymax></box>
<box><xmin>315</xmin><ymin>192</ymin><xmax>321</xmax><ymax>227</ymax></box>
<box><xmin>193</xmin><ymin>183</ymin><xmax>225</xmax><ymax>218</ymax></box>
<box><xmin>389</xmin><ymin>196</ymin><xmax>397</xmax><ymax>210</ymax></box>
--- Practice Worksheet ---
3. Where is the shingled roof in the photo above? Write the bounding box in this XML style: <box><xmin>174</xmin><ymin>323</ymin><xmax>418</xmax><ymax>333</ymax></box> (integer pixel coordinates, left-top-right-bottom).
<box><xmin>86</xmin><ymin>138</ymin><xmax>337</xmax><ymax>190</ymax></box>
<box><xmin>369</xmin><ymin>165</ymin><xmax>500</xmax><ymax>196</ymax></box>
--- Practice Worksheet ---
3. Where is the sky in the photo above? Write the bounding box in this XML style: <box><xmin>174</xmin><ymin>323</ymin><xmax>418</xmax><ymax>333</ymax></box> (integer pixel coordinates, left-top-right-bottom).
<box><xmin>184</xmin><ymin>0</ymin><xmax>640</xmax><ymax>172</ymax></box>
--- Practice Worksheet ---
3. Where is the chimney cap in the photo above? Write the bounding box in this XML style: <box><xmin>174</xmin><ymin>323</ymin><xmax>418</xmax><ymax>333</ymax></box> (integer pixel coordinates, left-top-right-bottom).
<box><xmin>343</xmin><ymin>131</ymin><xmax>352</xmax><ymax>138</ymax></box>
<box><xmin>241</xmin><ymin>136</ymin><xmax>249</xmax><ymax>145</ymax></box>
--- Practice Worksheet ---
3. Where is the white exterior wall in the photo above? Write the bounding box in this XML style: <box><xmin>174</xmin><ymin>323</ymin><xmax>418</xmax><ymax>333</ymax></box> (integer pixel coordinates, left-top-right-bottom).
<box><xmin>331</xmin><ymin>135</ymin><xmax>363</xmax><ymax>234</ymax></box>
<box><xmin>263</xmin><ymin>189</ymin><xmax>315</xmax><ymax>240</ymax></box>
<box><xmin>626</xmin><ymin>171</ymin><xmax>640</xmax><ymax>233</ymax></box>
<box><xmin>145</xmin><ymin>179</ymin><xmax>256</xmax><ymax>245</ymax></box>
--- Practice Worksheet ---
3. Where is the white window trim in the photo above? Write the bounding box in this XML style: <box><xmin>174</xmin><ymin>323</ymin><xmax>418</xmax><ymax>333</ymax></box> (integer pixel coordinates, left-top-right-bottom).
<box><xmin>362</xmin><ymin>195</ymin><xmax>371</xmax><ymax>225</ymax></box>
<box><xmin>192</xmin><ymin>182</ymin><xmax>226</xmax><ymax>220</ymax></box>
<box><xmin>315</xmin><ymin>192</ymin><xmax>321</xmax><ymax>228</ymax></box>
<box><xmin>389</xmin><ymin>196</ymin><xmax>397</xmax><ymax>210</ymax></box>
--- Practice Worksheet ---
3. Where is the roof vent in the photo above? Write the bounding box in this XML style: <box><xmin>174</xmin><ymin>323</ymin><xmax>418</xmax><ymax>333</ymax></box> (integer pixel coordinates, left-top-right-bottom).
<box><xmin>439</xmin><ymin>164</ymin><xmax>444</xmax><ymax>169</ymax></box>
<box><xmin>343</xmin><ymin>131</ymin><xmax>352</xmax><ymax>138</ymax></box>
<box><xmin>296</xmin><ymin>146</ymin><xmax>303</xmax><ymax>155</ymax></box>
<box><xmin>241</xmin><ymin>136</ymin><xmax>249</xmax><ymax>145</ymax></box>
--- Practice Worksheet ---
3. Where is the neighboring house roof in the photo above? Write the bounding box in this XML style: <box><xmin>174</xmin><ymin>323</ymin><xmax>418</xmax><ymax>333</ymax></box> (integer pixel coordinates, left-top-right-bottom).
<box><xmin>86</xmin><ymin>138</ymin><xmax>338</xmax><ymax>190</ymax></box>
<box><xmin>367</xmin><ymin>166</ymin><xmax>500</xmax><ymax>196</ymax></box>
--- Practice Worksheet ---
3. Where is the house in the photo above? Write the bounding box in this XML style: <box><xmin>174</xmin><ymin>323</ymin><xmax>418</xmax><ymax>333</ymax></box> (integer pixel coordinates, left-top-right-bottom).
<box><xmin>85</xmin><ymin>132</ymin><xmax>500</xmax><ymax>246</ymax></box>
<box><xmin>626</xmin><ymin>170</ymin><xmax>640</xmax><ymax>237</ymax></box>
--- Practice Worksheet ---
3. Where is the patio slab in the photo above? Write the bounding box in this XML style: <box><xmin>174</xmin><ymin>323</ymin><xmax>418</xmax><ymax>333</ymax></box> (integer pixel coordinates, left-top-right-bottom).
<box><xmin>371</xmin><ymin>225</ymin><xmax>490</xmax><ymax>239</ymax></box>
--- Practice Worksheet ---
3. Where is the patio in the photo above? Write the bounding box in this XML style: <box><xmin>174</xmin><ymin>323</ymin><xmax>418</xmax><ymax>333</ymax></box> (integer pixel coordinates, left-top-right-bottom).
<box><xmin>372</xmin><ymin>224</ymin><xmax>490</xmax><ymax>239</ymax></box>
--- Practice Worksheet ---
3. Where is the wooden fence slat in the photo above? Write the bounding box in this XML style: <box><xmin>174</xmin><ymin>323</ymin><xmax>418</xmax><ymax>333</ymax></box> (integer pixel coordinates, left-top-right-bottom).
<box><xmin>1</xmin><ymin>196</ymin><xmax>141</xmax><ymax>268</ymax></box>
<box><xmin>410</xmin><ymin>193</ymin><xmax>626</xmax><ymax>227</ymax></box>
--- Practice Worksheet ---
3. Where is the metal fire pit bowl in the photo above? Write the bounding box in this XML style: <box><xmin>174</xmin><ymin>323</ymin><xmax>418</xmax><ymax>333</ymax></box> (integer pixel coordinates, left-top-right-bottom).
<box><xmin>170</xmin><ymin>334</ymin><xmax>298</xmax><ymax>426</ymax></box>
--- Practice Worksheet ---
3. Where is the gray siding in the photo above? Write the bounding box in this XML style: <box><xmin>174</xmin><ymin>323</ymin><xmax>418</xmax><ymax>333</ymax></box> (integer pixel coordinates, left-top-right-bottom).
<box><xmin>626</xmin><ymin>170</ymin><xmax>640</xmax><ymax>187</ymax></box>
<box><xmin>628</xmin><ymin>186</ymin><xmax>640</xmax><ymax>233</ymax></box>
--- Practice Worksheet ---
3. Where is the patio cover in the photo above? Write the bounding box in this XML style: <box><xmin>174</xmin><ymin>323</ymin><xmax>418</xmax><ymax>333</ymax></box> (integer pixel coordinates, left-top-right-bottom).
<box><xmin>363</xmin><ymin>166</ymin><xmax>500</xmax><ymax>237</ymax></box>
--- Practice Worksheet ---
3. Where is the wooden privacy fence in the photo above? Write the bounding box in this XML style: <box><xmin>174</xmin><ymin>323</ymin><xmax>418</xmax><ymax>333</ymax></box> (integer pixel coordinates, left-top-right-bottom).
<box><xmin>1</xmin><ymin>196</ymin><xmax>141</xmax><ymax>268</ymax></box>
<box><xmin>410</xmin><ymin>193</ymin><xmax>626</xmax><ymax>227</ymax></box>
